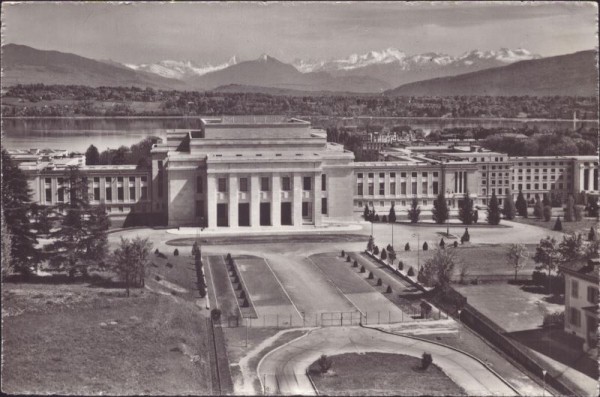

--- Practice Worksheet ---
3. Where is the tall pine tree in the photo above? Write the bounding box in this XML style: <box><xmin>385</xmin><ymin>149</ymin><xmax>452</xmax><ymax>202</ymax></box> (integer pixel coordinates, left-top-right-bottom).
<box><xmin>432</xmin><ymin>192</ymin><xmax>449</xmax><ymax>224</ymax></box>
<box><xmin>515</xmin><ymin>190</ymin><xmax>528</xmax><ymax>217</ymax></box>
<box><xmin>407</xmin><ymin>198</ymin><xmax>421</xmax><ymax>223</ymax></box>
<box><xmin>487</xmin><ymin>191</ymin><xmax>501</xmax><ymax>225</ymax></box>
<box><xmin>1</xmin><ymin>148</ymin><xmax>38</xmax><ymax>274</ymax></box>
<box><xmin>502</xmin><ymin>189</ymin><xmax>516</xmax><ymax>220</ymax></box>
<box><xmin>388</xmin><ymin>202</ymin><xmax>397</xmax><ymax>223</ymax></box>
<box><xmin>458</xmin><ymin>191</ymin><xmax>474</xmax><ymax>225</ymax></box>
<box><xmin>85</xmin><ymin>144</ymin><xmax>100</xmax><ymax>165</ymax></box>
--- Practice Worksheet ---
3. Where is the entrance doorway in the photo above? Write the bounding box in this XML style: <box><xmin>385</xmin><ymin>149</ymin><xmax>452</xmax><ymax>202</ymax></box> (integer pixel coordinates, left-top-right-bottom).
<box><xmin>216</xmin><ymin>203</ymin><xmax>228</xmax><ymax>227</ymax></box>
<box><xmin>302</xmin><ymin>201</ymin><xmax>312</xmax><ymax>223</ymax></box>
<box><xmin>281</xmin><ymin>202</ymin><xmax>292</xmax><ymax>225</ymax></box>
<box><xmin>260</xmin><ymin>202</ymin><xmax>271</xmax><ymax>226</ymax></box>
<box><xmin>238</xmin><ymin>203</ymin><xmax>250</xmax><ymax>226</ymax></box>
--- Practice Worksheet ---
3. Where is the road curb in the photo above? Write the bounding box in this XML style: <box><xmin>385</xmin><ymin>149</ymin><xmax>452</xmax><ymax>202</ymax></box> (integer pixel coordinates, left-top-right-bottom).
<box><xmin>257</xmin><ymin>328</ymin><xmax>318</xmax><ymax>395</ymax></box>
<box><xmin>362</xmin><ymin>323</ymin><xmax>521</xmax><ymax>396</ymax></box>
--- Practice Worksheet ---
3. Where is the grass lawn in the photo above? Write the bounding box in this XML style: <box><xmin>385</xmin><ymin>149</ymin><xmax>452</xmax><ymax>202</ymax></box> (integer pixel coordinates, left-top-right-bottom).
<box><xmin>2</xmin><ymin>282</ymin><xmax>214</xmax><ymax>395</ymax></box>
<box><xmin>513</xmin><ymin>216</ymin><xmax>598</xmax><ymax>237</ymax></box>
<box><xmin>308</xmin><ymin>352</ymin><xmax>466</xmax><ymax>396</ymax></box>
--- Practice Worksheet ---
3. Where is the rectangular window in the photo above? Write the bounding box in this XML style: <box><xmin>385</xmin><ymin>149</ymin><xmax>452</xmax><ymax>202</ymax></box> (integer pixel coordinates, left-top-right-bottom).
<box><xmin>422</xmin><ymin>172</ymin><xmax>428</xmax><ymax>178</ymax></box>
<box><xmin>45</xmin><ymin>187</ymin><xmax>52</xmax><ymax>203</ymax></box>
<box><xmin>401</xmin><ymin>172</ymin><xmax>407</xmax><ymax>178</ymax></box>
<box><xmin>218</xmin><ymin>177</ymin><xmax>227</xmax><ymax>193</ymax></box>
<box><xmin>379</xmin><ymin>172</ymin><xmax>385</xmax><ymax>178</ymax></box>
<box><xmin>433</xmin><ymin>172</ymin><xmax>438</xmax><ymax>177</ymax></box>
<box><xmin>197</xmin><ymin>176</ymin><xmax>203</xmax><ymax>193</ymax></box>
<box><xmin>239</xmin><ymin>177</ymin><xmax>248</xmax><ymax>192</ymax></box>
<box><xmin>411</xmin><ymin>172</ymin><xmax>417</xmax><ymax>178</ymax></box>
<box><xmin>45</xmin><ymin>177</ymin><xmax>52</xmax><ymax>184</ymax></box>
<box><xmin>379</xmin><ymin>182</ymin><xmax>385</xmax><ymax>195</ymax></box>
<box><xmin>282</xmin><ymin>176</ymin><xmax>291</xmax><ymax>191</ymax></box>
<box><xmin>94</xmin><ymin>187</ymin><xmax>100</xmax><ymax>201</ymax></box>
<box><xmin>569</xmin><ymin>308</ymin><xmax>581</xmax><ymax>327</ymax></box>
<box><xmin>321</xmin><ymin>198</ymin><xmax>328</xmax><ymax>215</ymax></box>
<box><xmin>411</xmin><ymin>181</ymin><xmax>417</xmax><ymax>196</ymax></box>
<box><xmin>368</xmin><ymin>183</ymin><xmax>374</xmax><ymax>196</ymax></box>
<box><xmin>303</xmin><ymin>176</ymin><xmax>312</xmax><ymax>191</ymax></box>
<box><xmin>433</xmin><ymin>181</ymin><xmax>439</xmax><ymax>195</ymax></box>
<box><xmin>422</xmin><ymin>182</ymin><xmax>428</xmax><ymax>194</ymax></box>
<box><xmin>357</xmin><ymin>173</ymin><xmax>363</xmax><ymax>179</ymax></box>
<box><xmin>141</xmin><ymin>186</ymin><xmax>148</xmax><ymax>200</ymax></box>
<box><xmin>141</xmin><ymin>176</ymin><xmax>147</xmax><ymax>183</ymax></box>
<box><xmin>571</xmin><ymin>280</ymin><xmax>579</xmax><ymax>298</ymax></box>
<box><xmin>261</xmin><ymin>177</ymin><xmax>270</xmax><ymax>192</ymax></box>
<box><xmin>401</xmin><ymin>182</ymin><xmax>407</xmax><ymax>195</ymax></box>
<box><xmin>118</xmin><ymin>186</ymin><xmax>124</xmax><ymax>201</ymax></box>
<box><xmin>390</xmin><ymin>172</ymin><xmax>396</xmax><ymax>178</ymax></box>
<box><xmin>358</xmin><ymin>183</ymin><xmax>364</xmax><ymax>196</ymax></box>
<box><xmin>390</xmin><ymin>182</ymin><xmax>396</xmax><ymax>195</ymax></box>
<box><xmin>129</xmin><ymin>185</ymin><xmax>136</xmax><ymax>201</ymax></box>
<box><xmin>368</xmin><ymin>173</ymin><xmax>374</xmax><ymax>179</ymax></box>
<box><xmin>117</xmin><ymin>176</ymin><xmax>123</xmax><ymax>183</ymax></box>
<box><xmin>321</xmin><ymin>174</ymin><xmax>327</xmax><ymax>191</ymax></box>
<box><xmin>588</xmin><ymin>286</ymin><xmax>598</xmax><ymax>304</ymax></box>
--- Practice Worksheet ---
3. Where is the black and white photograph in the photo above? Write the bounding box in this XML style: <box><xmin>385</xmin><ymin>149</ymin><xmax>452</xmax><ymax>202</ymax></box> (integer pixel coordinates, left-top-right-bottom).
<box><xmin>1</xmin><ymin>1</ymin><xmax>598</xmax><ymax>396</ymax></box>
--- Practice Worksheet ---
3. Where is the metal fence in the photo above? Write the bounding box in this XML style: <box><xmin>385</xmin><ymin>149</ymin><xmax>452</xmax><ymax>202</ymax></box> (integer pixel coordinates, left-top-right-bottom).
<box><xmin>221</xmin><ymin>308</ymin><xmax>448</xmax><ymax>329</ymax></box>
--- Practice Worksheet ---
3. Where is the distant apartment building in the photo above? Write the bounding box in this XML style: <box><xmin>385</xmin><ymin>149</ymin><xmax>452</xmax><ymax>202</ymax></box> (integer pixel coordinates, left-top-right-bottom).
<box><xmin>13</xmin><ymin>116</ymin><xmax>599</xmax><ymax>228</ymax></box>
<box><xmin>560</xmin><ymin>258</ymin><xmax>599</xmax><ymax>350</ymax></box>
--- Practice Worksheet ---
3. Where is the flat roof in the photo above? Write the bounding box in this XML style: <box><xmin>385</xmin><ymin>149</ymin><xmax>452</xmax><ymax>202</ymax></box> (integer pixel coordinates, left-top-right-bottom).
<box><xmin>201</xmin><ymin>116</ymin><xmax>309</xmax><ymax>126</ymax></box>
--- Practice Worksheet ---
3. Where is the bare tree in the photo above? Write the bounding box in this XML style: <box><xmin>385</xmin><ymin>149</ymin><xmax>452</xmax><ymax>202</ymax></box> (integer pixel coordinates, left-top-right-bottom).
<box><xmin>506</xmin><ymin>244</ymin><xmax>529</xmax><ymax>282</ymax></box>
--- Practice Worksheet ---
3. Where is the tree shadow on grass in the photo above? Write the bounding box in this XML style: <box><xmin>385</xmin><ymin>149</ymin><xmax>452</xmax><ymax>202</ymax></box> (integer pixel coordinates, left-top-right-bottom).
<box><xmin>508</xmin><ymin>328</ymin><xmax>598</xmax><ymax>379</ymax></box>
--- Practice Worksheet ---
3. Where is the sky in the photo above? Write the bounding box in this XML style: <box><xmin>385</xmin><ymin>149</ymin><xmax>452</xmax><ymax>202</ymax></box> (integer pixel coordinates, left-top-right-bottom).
<box><xmin>1</xmin><ymin>1</ymin><xmax>598</xmax><ymax>65</ymax></box>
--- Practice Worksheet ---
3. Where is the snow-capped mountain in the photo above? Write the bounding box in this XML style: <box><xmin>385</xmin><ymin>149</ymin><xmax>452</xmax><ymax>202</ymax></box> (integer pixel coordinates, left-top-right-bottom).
<box><xmin>293</xmin><ymin>47</ymin><xmax>540</xmax><ymax>73</ymax></box>
<box><xmin>124</xmin><ymin>56</ymin><xmax>237</xmax><ymax>80</ymax></box>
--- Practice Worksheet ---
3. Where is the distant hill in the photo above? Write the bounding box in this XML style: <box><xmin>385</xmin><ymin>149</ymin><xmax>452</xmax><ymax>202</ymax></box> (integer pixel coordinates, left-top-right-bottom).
<box><xmin>212</xmin><ymin>84</ymin><xmax>376</xmax><ymax>97</ymax></box>
<box><xmin>385</xmin><ymin>50</ymin><xmax>598</xmax><ymax>97</ymax></box>
<box><xmin>1</xmin><ymin>44</ymin><xmax>186</xmax><ymax>89</ymax></box>
<box><xmin>189</xmin><ymin>54</ymin><xmax>389</xmax><ymax>93</ymax></box>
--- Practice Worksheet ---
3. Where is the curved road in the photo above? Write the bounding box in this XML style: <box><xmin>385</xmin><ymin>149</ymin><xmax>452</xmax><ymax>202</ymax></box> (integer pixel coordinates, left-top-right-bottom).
<box><xmin>258</xmin><ymin>326</ymin><xmax>518</xmax><ymax>396</ymax></box>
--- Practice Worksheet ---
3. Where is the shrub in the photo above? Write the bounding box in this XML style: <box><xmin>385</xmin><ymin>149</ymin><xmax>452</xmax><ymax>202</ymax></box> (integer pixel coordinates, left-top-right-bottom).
<box><xmin>462</xmin><ymin>228</ymin><xmax>470</xmax><ymax>242</ymax></box>
<box><xmin>470</xmin><ymin>278</ymin><xmax>479</xmax><ymax>285</ymax></box>
<box><xmin>374</xmin><ymin>214</ymin><xmax>380</xmax><ymax>222</ymax></box>
<box><xmin>386</xmin><ymin>244</ymin><xmax>392</xmax><ymax>252</ymax></box>
<box><xmin>353</xmin><ymin>259</ymin><xmax>358</xmax><ymax>267</ymax></box>
<box><xmin>423</xmin><ymin>242</ymin><xmax>428</xmax><ymax>251</ymax></box>
<box><xmin>346</xmin><ymin>255</ymin><xmax>351</xmax><ymax>262</ymax></box>
<box><xmin>553</xmin><ymin>217</ymin><xmax>562</xmax><ymax>231</ymax></box>
<box><xmin>166</xmin><ymin>262</ymin><xmax>173</xmax><ymax>268</ymax></box>
<box><xmin>341</xmin><ymin>250</ymin><xmax>345</xmax><ymax>257</ymax></box>
<box><xmin>405</xmin><ymin>243</ymin><xmax>410</xmax><ymax>251</ymax></box>
<box><xmin>373</xmin><ymin>246</ymin><xmax>380</xmax><ymax>255</ymax></box>
<box><xmin>398</xmin><ymin>261</ymin><xmax>404</xmax><ymax>271</ymax></box>
<box><xmin>368</xmin><ymin>271</ymin><xmax>374</xmax><ymax>279</ymax></box>
<box><xmin>173</xmin><ymin>248</ymin><xmax>179</xmax><ymax>256</ymax></box>
<box><xmin>226</xmin><ymin>253</ymin><xmax>232</xmax><ymax>261</ymax></box>
<box><xmin>211</xmin><ymin>308</ymin><xmax>222</xmax><ymax>322</ymax></box>
<box><xmin>239</xmin><ymin>290</ymin><xmax>246</xmax><ymax>299</ymax></box>
<box><xmin>318</xmin><ymin>354</ymin><xmax>332</xmax><ymax>374</ymax></box>
<box><xmin>421</xmin><ymin>353</ymin><xmax>433</xmax><ymax>370</ymax></box>
<box><xmin>543</xmin><ymin>311</ymin><xmax>564</xmax><ymax>327</ymax></box>
<box><xmin>453</xmin><ymin>241</ymin><xmax>458</xmax><ymax>248</ymax></box>
<box><xmin>380</xmin><ymin>250</ymin><xmax>387</xmax><ymax>260</ymax></box>
<box><xmin>407</xmin><ymin>267</ymin><xmax>415</xmax><ymax>276</ymax></box>
<box><xmin>360</xmin><ymin>265</ymin><xmax>365</xmax><ymax>273</ymax></box>
<box><xmin>439</xmin><ymin>238</ymin><xmax>445</xmax><ymax>248</ymax></box>
<box><xmin>382</xmin><ymin>215</ymin><xmax>388</xmax><ymax>223</ymax></box>
<box><xmin>377</xmin><ymin>278</ymin><xmax>382</xmax><ymax>286</ymax></box>
<box><xmin>155</xmin><ymin>248</ymin><xmax>160</xmax><ymax>255</ymax></box>
<box><xmin>241</xmin><ymin>298</ymin><xmax>249</xmax><ymax>308</ymax></box>
<box><xmin>386</xmin><ymin>285</ymin><xmax>392</xmax><ymax>293</ymax></box>
<box><xmin>155</xmin><ymin>275</ymin><xmax>161</xmax><ymax>281</ymax></box>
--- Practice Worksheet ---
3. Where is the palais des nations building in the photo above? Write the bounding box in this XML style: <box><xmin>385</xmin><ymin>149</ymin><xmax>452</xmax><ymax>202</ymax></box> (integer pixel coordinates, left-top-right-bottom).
<box><xmin>16</xmin><ymin>116</ymin><xmax>599</xmax><ymax>228</ymax></box>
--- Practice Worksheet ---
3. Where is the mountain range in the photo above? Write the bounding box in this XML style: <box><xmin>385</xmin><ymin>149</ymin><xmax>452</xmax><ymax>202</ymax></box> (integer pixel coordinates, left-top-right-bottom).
<box><xmin>1</xmin><ymin>43</ymin><xmax>597</xmax><ymax>96</ymax></box>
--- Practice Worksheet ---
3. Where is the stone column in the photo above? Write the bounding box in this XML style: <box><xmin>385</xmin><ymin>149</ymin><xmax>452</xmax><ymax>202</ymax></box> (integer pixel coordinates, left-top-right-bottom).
<box><xmin>250</xmin><ymin>175</ymin><xmax>260</xmax><ymax>227</ymax></box>
<box><xmin>271</xmin><ymin>174</ymin><xmax>281</xmax><ymax>227</ymax></box>
<box><xmin>206</xmin><ymin>175</ymin><xmax>217</xmax><ymax>229</ymax></box>
<box><xmin>313</xmin><ymin>172</ymin><xmax>322</xmax><ymax>226</ymax></box>
<box><xmin>228</xmin><ymin>174</ymin><xmax>238</xmax><ymax>228</ymax></box>
<box><xmin>293</xmin><ymin>174</ymin><xmax>303</xmax><ymax>226</ymax></box>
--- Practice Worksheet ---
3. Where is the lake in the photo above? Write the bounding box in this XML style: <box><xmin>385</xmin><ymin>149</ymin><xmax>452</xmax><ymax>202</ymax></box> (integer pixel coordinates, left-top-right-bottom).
<box><xmin>2</xmin><ymin>116</ymin><xmax>598</xmax><ymax>152</ymax></box>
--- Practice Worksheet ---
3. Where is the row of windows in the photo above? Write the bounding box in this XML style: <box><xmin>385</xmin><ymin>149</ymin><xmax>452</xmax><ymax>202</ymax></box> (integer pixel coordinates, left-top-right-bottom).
<box><xmin>44</xmin><ymin>176</ymin><xmax>147</xmax><ymax>203</ymax></box>
<box><xmin>357</xmin><ymin>199</ymin><xmax>432</xmax><ymax>207</ymax></box>
<box><xmin>571</xmin><ymin>280</ymin><xmax>598</xmax><ymax>303</ymax></box>
<box><xmin>357</xmin><ymin>171</ymin><xmax>439</xmax><ymax>179</ymax></box>
<box><xmin>357</xmin><ymin>181</ymin><xmax>440</xmax><ymax>197</ymax></box>
<box><xmin>195</xmin><ymin>198</ymin><xmax>330</xmax><ymax>219</ymax></box>
<box><xmin>213</xmin><ymin>175</ymin><xmax>326</xmax><ymax>193</ymax></box>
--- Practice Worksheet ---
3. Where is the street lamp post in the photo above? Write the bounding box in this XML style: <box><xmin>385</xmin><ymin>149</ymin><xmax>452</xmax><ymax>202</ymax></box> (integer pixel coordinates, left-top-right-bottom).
<box><xmin>542</xmin><ymin>369</ymin><xmax>547</xmax><ymax>397</ymax></box>
<box><xmin>412</xmin><ymin>232</ymin><xmax>420</xmax><ymax>273</ymax></box>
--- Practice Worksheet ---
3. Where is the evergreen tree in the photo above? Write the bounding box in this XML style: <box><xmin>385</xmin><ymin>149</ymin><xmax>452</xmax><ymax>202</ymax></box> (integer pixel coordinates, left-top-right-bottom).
<box><xmin>487</xmin><ymin>191</ymin><xmax>501</xmax><ymax>225</ymax></box>
<box><xmin>49</xmin><ymin>166</ymin><xmax>108</xmax><ymax>276</ymax></box>
<box><xmin>553</xmin><ymin>216</ymin><xmax>562</xmax><ymax>231</ymax></box>
<box><xmin>112</xmin><ymin>236</ymin><xmax>152</xmax><ymax>297</ymax></box>
<box><xmin>367</xmin><ymin>235</ymin><xmax>375</xmax><ymax>252</ymax></box>
<box><xmin>542</xmin><ymin>193</ymin><xmax>551</xmax><ymax>208</ymax></box>
<box><xmin>85</xmin><ymin>144</ymin><xmax>100</xmax><ymax>165</ymax></box>
<box><xmin>515</xmin><ymin>190</ymin><xmax>528</xmax><ymax>217</ymax></box>
<box><xmin>533</xmin><ymin>197</ymin><xmax>543</xmax><ymax>218</ymax></box>
<box><xmin>432</xmin><ymin>192</ymin><xmax>449</xmax><ymax>224</ymax></box>
<box><xmin>458</xmin><ymin>191</ymin><xmax>474</xmax><ymax>225</ymax></box>
<box><xmin>1</xmin><ymin>148</ymin><xmax>38</xmax><ymax>274</ymax></box>
<box><xmin>363</xmin><ymin>204</ymin><xmax>370</xmax><ymax>221</ymax></box>
<box><xmin>587</xmin><ymin>198</ymin><xmax>599</xmax><ymax>218</ymax></box>
<box><xmin>564</xmin><ymin>195</ymin><xmax>575</xmax><ymax>222</ymax></box>
<box><xmin>388</xmin><ymin>203</ymin><xmax>397</xmax><ymax>223</ymax></box>
<box><xmin>407</xmin><ymin>198</ymin><xmax>421</xmax><ymax>223</ymax></box>
<box><xmin>502</xmin><ymin>189</ymin><xmax>516</xmax><ymax>220</ymax></box>
<box><xmin>543</xmin><ymin>206</ymin><xmax>552</xmax><ymax>222</ymax></box>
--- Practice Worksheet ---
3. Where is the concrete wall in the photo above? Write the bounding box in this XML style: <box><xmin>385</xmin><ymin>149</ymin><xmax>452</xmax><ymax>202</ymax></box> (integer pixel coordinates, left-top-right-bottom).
<box><xmin>326</xmin><ymin>166</ymin><xmax>354</xmax><ymax>221</ymax></box>
<box><xmin>167</xmin><ymin>168</ymin><xmax>196</xmax><ymax>226</ymax></box>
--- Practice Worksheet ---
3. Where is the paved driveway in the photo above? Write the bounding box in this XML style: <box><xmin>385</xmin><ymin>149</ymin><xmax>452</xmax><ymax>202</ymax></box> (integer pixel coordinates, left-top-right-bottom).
<box><xmin>258</xmin><ymin>326</ymin><xmax>520</xmax><ymax>396</ymax></box>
